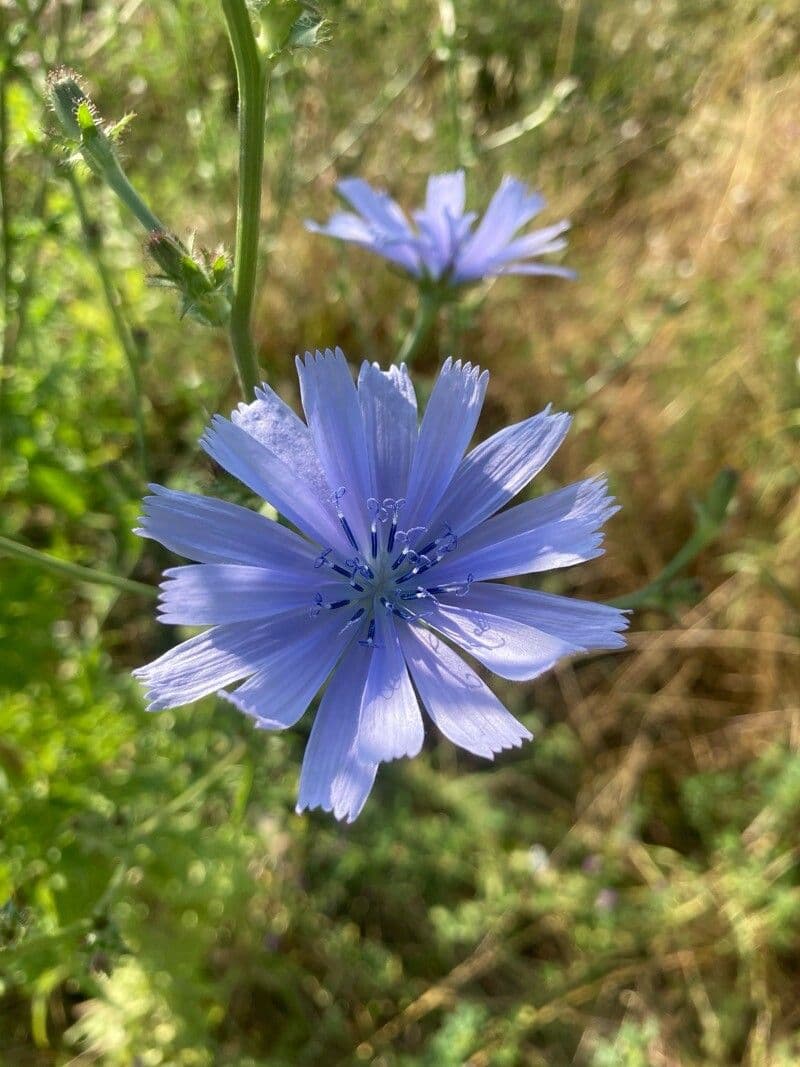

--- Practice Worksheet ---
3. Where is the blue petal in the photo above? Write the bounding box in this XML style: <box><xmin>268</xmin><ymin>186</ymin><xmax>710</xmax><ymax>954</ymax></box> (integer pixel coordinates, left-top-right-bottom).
<box><xmin>136</xmin><ymin>485</ymin><xmax>318</xmax><ymax>567</ymax></box>
<box><xmin>492</xmin><ymin>221</ymin><xmax>571</xmax><ymax>263</ymax></box>
<box><xmin>427</xmin><ymin>477</ymin><xmax>617</xmax><ymax>584</ymax></box>
<box><xmin>402</xmin><ymin>358</ymin><xmax>488</xmax><ymax>531</ymax></box>
<box><xmin>424</xmin><ymin>171</ymin><xmax>466</xmax><ymax>219</ymax></box>
<box><xmin>231</xmin><ymin>382</ymin><xmax>332</xmax><ymax>507</ymax></box>
<box><xmin>133</xmin><ymin>614</ymin><xmax>300</xmax><ymax>711</ymax></box>
<box><xmin>306</xmin><ymin>211</ymin><xmax>421</xmax><ymax>273</ymax></box>
<box><xmin>297</xmin><ymin>348</ymin><xmax>374</xmax><ymax>546</ymax></box>
<box><xmin>157</xmin><ymin>564</ymin><xmax>343</xmax><ymax>626</ymax></box>
<box><xmin>357</xmin><ymin>361</ymin><xmax>418</xmax><ymax>502</ymax></box>
<box><xmin>221</xmin><ymin>613</ymin><xmax>353</xmax><ymax>730</ymax></box>
<box><xmin>357</xmin><ymin>612</ymin><xmax>424</xmax><ymax>763</ymax></box>
<box><xmin>424</xmin><ymin>598</ymin><xmax>576</xmax><ymax>681</ymax></box>
<box><xmin>201</xmin><ymin>415</ymin><xmax>345</xmax><ymax>551</ymax></box>
<box><xmin>337</xmin><ymin>177</ymin><xmax>412</xmax><ymax>237</ymax></box>
<box><xmin>426</xmin><ymin>407</ymin><xmax>571</xmax><ymax>539</ymax></box>
<box><xmin>447</xmin><ymin>583</ymin><xmax>629</xmax><ymax>653</ymax></box>
<box><xmin>499</xmin><ymin>263</ymin><xmax>578</xmax><ymax>280</ymax></box>
<box><xmin>411</xmin><ymin>171</ymin><xmax>468</xmax><ymax>276</ymax></box>
<box><xmin>398</xmin><ymin>623</ymin><xmax>531</xmax><ymax>758</ymax></box>
<box><xmin>305</xmin><ymin>211</ymin><xmax>376</xmax><ymax>244</ymax></box>
<box><xmin>296</xmin><ymin>641</ymin><xmax>378</xmax><ymax>823</ymax></box>
<box><xmin>454</xmin><ymin>177</ymin><xmax>545</xmax><ymax>280</ymax></box>
<box><xmin>335</xmin><ymin>178</ymin><xmax>422</xmax><ymax>275</ymax></box>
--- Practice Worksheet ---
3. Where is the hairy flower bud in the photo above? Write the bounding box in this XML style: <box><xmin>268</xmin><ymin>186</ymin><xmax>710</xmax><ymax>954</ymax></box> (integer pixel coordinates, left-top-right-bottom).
<box><xmin>146</xmin><ymin>233</ymin><xmax>232</xmax><ymax>328</ymax></box>
<box><xmin>46</xmin><ymin>68</ymin><xmax>119</xmax><ymax>180</ymax></box>
<box><xmin>47</xmin><ymin>68</ymin><xmax>92</xmax><ymax>141</ymax></box>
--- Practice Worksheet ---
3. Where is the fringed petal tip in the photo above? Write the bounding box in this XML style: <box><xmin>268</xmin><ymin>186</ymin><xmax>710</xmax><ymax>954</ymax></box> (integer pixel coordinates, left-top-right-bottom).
<box><xmin>294</xmin><ymin>798</ymin><xmax>366</xmax><ymax>825</ymax></box>
<box><xmin>472</xmin><ymin>724</ymin><xmax>534</xmax><ymax>762</ymax></box>
<box><xmin>294</xmin><ymin>764</ymin><xmax>377</xmax><ymax>824</ymax></box>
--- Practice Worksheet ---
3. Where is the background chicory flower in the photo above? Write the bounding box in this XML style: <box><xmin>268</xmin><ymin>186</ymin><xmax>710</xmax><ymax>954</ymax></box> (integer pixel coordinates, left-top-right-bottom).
<box><xmin>306</xmin><ymin>171</ymin><xmax>576</xmax><ymax>287</ymax></box>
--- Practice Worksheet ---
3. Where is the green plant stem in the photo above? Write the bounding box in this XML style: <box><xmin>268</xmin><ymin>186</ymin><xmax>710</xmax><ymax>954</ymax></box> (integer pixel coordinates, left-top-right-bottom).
<box><xmin>609</xmin><ymin>523</ymin><xmax>723</xmax><ymax>611</ymax></box>
<box><xmin>0</xmin><ymin>66</ymin><xmax>13</xmax><ymax>460</ymax></box>
<box><xmin>133</xmin><ymin>741</ymin><xmax>247</xmax><ymax>838</ymax></box>
<box><xmin>610</xmin><ymin>470</ymin><xmax>738</xmax><ymax>611</ymax></box>
<box><xmin>221</xmin><ymin>0</ymin><xmax>267</xmax><ymax>399</ymax></box>
<box><xmin>0</xmin><ymin>64</ymin><xmax>13</xmax><ymax>382</ymax></box>
<box><xmin>99</xmin><ymin>154</ymin><xmax>166</xmax><ymax>234</ymax></box>
<box><xmin>0</xmin><ymin>535</ymin><xmax>157</xmax><ymax>598</ymax></box>
<box><xmin>67</xmin><ymin>170</ymin><xmax>148</xmax><ymax>476</ymax></box>
<box><xmin>396</xmin><ymin>290</ymin><xmax>443</xmax><ymax>365</ymax></box>
<box><xmin>437</xmin><ymin>0</ymin><xmax>469</xmax><ymax>167</ymax></box>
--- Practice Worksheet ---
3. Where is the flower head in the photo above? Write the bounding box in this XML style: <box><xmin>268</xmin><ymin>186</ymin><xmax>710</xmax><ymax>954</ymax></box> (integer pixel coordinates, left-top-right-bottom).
<box><xmin>134</xmin><ymin>351</ymin><xmax>626</xmax><ymax>822</ymax></box>
<box><xmin>305</xmin><ymin>171</ymin><xmax>575</xmax><ymax>287</ymax></box>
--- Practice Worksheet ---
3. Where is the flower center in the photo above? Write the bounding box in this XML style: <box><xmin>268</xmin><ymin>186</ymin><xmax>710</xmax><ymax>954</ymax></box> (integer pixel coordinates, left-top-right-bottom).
<box><xmin>309</xmin><ymin>489</ymin><xmax>473</xmax><ymax>646</ymax></box>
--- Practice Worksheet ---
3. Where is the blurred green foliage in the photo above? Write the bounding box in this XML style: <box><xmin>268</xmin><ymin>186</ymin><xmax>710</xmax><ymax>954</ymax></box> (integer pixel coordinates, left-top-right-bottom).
<box><xmin>2</xmin><ymin>0</ymin><xmax>800</xmax><ymax>1064</ymax></box>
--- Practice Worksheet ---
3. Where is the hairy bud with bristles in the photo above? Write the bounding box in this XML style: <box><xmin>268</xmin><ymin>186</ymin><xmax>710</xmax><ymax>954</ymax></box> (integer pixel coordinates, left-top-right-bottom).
<box><xmin>46</xmin><ymin>68</ymin><xmax>96</xmax><ymax>141</ymax></box>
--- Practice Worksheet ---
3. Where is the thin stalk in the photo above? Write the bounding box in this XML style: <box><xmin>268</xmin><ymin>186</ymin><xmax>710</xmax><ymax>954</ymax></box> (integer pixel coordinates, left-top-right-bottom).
<box><xmin>133</xmin><ymin>741</ymin><xmax>247</xmax><ymax>837</ymax></box>
<box><xmin>608</xmin><ymin>532</ymin><xmax>716</xmax><ymax>611</ymax></box>
<box><xmin>67</xmin><ymin>170</ymin><xmax>148</xmax><ymax>476</ymax></box>
<box><xmin>0</xmin><ymin>64</ymin><xmax>10</xmax><ymax>337</ymax></box>
<box><xmin>0</xmin><ymin>62</ymin><xmax>13</xmax><ymax>441</ymax></box>
<box><xmin>0</xmin><ymin>535</ymin><xmax>157</xmax><ymax>598</ymax></box>
<box><xmin>437</xmin><ymin>0</ymin><xmax>469</xmax><ymax>167</ymax></box>
<box><xmin>8</xmin><ymin>176</ymin><xmax>47</xmax><ymax>360</ymax></box>
<box><xmin>554</xmin><ymin>0</ymin><xmax>582</xmax><ymax>82</ymax></box>
<box><xmin>221</xmin><ymin>0</ymin><xmax>266</xmax><ymax>398</ymax></box>
<box><xmin>396</xmin><ymin>290</ymin><xmax>443</xmax><ymax>365</ymax></box>
<box><xmin>609</xmin><ymin>470</ymin><xmax>738</xmax><ymax>611</ymax></box>
<box><xmin>99</xmin><ymin>154</ymin><xmax>166</xmax><ymax>234</ymax></box>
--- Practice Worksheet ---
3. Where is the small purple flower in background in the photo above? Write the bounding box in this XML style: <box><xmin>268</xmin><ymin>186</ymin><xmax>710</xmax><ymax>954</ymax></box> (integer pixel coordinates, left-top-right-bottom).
<box><xmin>134</xmin><ymin>350</ymin><xmax>626</xmax><ymax>822</ymax></box>
<box><xmin>305</xmin><ymin>171</ymin><xmax>575</xmax><ymax>287</ymax></box>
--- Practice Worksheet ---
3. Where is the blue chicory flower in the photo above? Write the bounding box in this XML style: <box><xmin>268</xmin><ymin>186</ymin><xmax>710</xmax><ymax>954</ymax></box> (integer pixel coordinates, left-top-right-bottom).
<box><xmin>134</xmin><ymin>351</ymin><xmax>626</xmax><ymax>822</ymax></box>
<box><xmin>305</xmin><ymin>171</ymin><xmax>576</xmax><ymax>286</ymax></box>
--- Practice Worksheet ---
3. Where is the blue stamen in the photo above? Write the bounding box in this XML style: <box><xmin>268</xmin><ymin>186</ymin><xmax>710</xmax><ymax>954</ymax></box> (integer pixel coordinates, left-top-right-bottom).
<box><xmin>387</xmin><ymin>518</ymin><xmax>398</xmax><ymax>553</ymax></box>
<box><xmin>331</xmin><ymin>486</ymin><xmax>359</xmax><ymax>551</ymax></box>
<box><xmin>341</xmin><ymin>607</ymin><xmax>366</xmax><ymax>633</ymax></box>
<box><xmin>359</xmin><ymin>618</ymin><xmax>380</xmax><ymax>648</ymax></box>
<box><xmin>426</xmin><ymin>573</ymin><xmax>474</xmax><ymax>597</ymax></box>
<box><xmin>340</xmin><ymin>515</ymin><xmax>359</xmax><ymax>551</ymax></box>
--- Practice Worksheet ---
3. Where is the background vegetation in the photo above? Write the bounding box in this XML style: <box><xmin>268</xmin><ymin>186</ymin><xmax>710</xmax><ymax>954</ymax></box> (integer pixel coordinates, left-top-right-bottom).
<box><xmin>1</xmin><ymin>1</ymin><xmax>799</xmax><ymax>1063</ymax></box>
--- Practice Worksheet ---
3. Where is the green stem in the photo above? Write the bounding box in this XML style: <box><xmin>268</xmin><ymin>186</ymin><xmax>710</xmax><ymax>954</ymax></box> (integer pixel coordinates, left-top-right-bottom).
<box><xmin>221</xmin><ymin>0</ymin><xmax>267</xmax><ymax>399</ymax></box>
<box><xmin>609</xmin><ymin>533</ymin><xmax>712</xmax><ymax>611</ymax></box>
<box><xmin>100</xmin><ymin>155</ymin><xmax>166</xmax><ymax>234</ymax></box>
<box><xmin>609</xmin><ymin>471</ymin><xmax>738</xmax><ymax>611</ymax></box>
<box><xmin>396</xmin><ymin>290</ymin><xmax>443</xmax><ymax>365</ymax></box>
<box><xmin>0</xmin><ymin>535</ymin><xmax>157</xmax><ymax>598</ymax></box>
<box><xmin>0</xmin><ymin>65</ymin><xmax>11</xmax><ymax>344</ymax></box>
<box><xmin>67</xmin><ymin>171</ymin><xmax>148</xmax><ymax>477</ymax></box>
<box><xmin>0</xmin><ymin>64</ymin><xmax>13</xmax><ymax>442</ymax></box>
<box><xmin>438</xmin><ymin>0</ymin><xmax>469</xmax><ymax>167</ymax></box>
<box><xmin>133</xmin><ymin>741</ymin><xmax>247</xmax><ymax>837</ymax></box>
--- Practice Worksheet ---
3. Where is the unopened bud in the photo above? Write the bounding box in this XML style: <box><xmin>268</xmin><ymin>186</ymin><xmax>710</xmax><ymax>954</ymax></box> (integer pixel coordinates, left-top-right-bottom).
<box><xmin>46</xmin><ymin>67</ymin><xmax>120</xmax><ymax>181</ymax></box>
<box><xmin>145</xmin><ymin>234</ymin><xmax>232</xmax><ymax>328</ymax></box>
<box><xmin>145</xmin><ymin>231</ymin><xmax>188</xmax><ymax>279</ymax></box>
<box><xmin>47</xmin><ymin>68</ymin><xmax>95</xmax><ymax>141</ymax></box>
